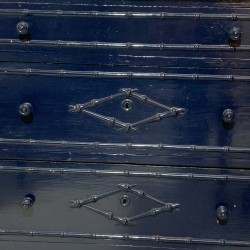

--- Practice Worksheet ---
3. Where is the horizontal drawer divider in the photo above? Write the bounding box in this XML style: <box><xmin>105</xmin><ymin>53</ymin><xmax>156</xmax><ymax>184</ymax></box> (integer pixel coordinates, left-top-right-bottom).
<box><xmin>1</xmin><ymin>39</ymin><xmax>249</xmax><ymax>52</ymax></box>
<box><xmin>1</xmin><ymin>138</ymin><xmax>250</xmax><ymax>154</ymax></box>
<box><xmin>1</xmin><ymin>165</ymin><xmax>250</xmax><ymax>182</ymax></box>
<box><xmin>0</xmin><ymin>68</ymin><xmax>250</xmax><ymax>81</ymax></box>
<box><xmin>0</xmin><ymin>9</ymin><xmax>250</xmax><ymax>20</ymax></box>
<box><xmin>0</xmin><ymin>229</ymin><xmax>249</xmax><ymax>247</ymax></box>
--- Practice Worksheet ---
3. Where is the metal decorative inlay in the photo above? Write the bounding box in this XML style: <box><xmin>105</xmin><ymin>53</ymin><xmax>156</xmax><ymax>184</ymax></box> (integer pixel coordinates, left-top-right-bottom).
<box><xmin>70</xmin><ymin>183</ymin><xmax>180</xmax><ymax>225</ymax></box>
<box><xmin>69</xmin><ymin>88</ymin><xmax>186</xmax><ymax>132</ymax></box>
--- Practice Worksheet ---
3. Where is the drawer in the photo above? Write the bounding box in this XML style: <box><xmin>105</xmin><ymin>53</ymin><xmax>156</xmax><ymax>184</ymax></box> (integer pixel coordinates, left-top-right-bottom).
<box><xmin>0</xmin><ymin>161</ymin><xmax>250</xmax><ymax>249</ymax></box>
<box><xmin>1</xmin><ymin>66</ymin><xmax>250</xmax><ymax>143</ymax></box>
<box><xmin>0</xmin><ymin>65</ymin><xmax>250</xmax><ymax>167</ymax></box>
<box><xmin>1</xmin><ymin>1</ymin><xmax>250</xmax><ymax>55</ymax></box>
<box><xmin>1</xmin><ymin>3</ymin><xmax>250</xmax><ymax>80</ymax></box>
<box><xmin>0</xmin><ymin>16</ymin><xmax>236</xmax><ymax>44</ymax></box>
<box><xmin>0</xmin><ymin>5</ymin><xmax>249</xmax><ymax>45</ymax></box>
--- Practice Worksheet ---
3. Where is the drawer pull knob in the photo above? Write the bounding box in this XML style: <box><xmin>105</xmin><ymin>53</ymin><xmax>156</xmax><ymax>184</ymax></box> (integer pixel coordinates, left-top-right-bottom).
<box><xmin>19</xmin><ymin>102</ymin><xmax>33</xmax><ymax>117</ymax></box>
<box><xmin>16</xmin><ymin>21</ymin><xmax>30</xmax><ymax>35</ymax></box>
<box><xmin>229</xmin><ymin>27</ymin><xmax>241</xmax><ymax>41</ymax></box>
<box><xmin>222</xmin><ymin>109</ymin><xmax>234</xmax><ymax>124</ymax></box>
<box><xmin>21</xmin><ymin>194</ymin><xmax>35</xmax><ymax>210</ymax></box>
<box><xmin>216</xmin><ymin>205</ymin><xmax>228</xmax><ymax>225</ymax></box>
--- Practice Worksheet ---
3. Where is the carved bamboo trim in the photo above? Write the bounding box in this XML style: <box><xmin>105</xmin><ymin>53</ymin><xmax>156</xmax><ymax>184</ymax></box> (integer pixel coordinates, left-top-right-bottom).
<box><xmin>0</xmin><ymin>9</ymin><xmax>249</xmax><ymax>20</ymax></box>
<box><xmin>0</xmin><ymin>68</ymin><xmax>249</xmax><ymax>81</ymax></box>
<box><xmin>0</xmin><ymin>229</ymin><xmax>249</xmax><ymax>247</ymax></box>
<box><xmin>69</xmin><ymin>183</ymin><xmax>180</xmax><ymax>225</ymax></box>
<box><xmin>69</xmin><ymin>88</ymin><xmax>186</xmax><ymax>132</ymax></box>
<box><xmin>0</xmin><ymin>165</ymin><xmax>250</xmax><ymax>182</ymax></box>
<box><xmin>0</xmin><ymin>138</ymin><xmax>250</xmax><ymax>153</ymax></box>
<box><xmin>0</xmin><ymin>39</ymin><xmax>249</xmax><ymax>52</ymax></box>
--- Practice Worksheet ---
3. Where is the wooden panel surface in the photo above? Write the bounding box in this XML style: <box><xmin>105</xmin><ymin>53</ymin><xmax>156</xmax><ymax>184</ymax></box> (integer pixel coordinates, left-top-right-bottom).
<box><xmin>0</xmin><ymin>161</ymin><xmax>250</xmax><ymax>249</ymax></box>
<box><xmin>0</xmin><ymin>0</ymin><xmax>250</xmax><ymax>249</ymax></box>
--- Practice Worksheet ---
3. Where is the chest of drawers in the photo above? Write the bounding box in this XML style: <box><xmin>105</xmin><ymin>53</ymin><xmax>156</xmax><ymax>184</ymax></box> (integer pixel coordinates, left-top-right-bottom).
<box><xmin>0</xmin><ymin>1</ymin><xmax>250</xmax><ymax>249</ymax></box>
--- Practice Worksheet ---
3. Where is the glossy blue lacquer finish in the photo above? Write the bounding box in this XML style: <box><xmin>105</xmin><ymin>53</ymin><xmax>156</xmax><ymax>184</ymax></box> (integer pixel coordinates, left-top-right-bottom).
<box><xmin>0</xmin><ymin>1</ymin><xmax>250</xmax><ymax>249</ymax></box>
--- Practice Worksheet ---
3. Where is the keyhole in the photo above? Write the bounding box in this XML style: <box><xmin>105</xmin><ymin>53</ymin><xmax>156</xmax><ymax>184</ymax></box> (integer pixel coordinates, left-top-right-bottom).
<box><xmin>121</xmin><ymin>99</ymin><xmax>133</xmax><ymax>111</ymax></box>
<box><xmin>120</xmin><ymin>195</ymin><xmax>130</xmax><ymax>207</ymax></box>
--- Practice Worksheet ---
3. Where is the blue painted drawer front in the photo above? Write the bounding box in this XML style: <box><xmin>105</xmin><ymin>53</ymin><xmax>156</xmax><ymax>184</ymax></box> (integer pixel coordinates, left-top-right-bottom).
<box><xmin>0</xmin><ymin>64</ymin><xmax>250</xmax><ymax>167</ymax></box>
<box><xmin>0</xmin><ymin>1</ymin><xmax>250</xmax><ymax>45</ymax></box>
<box><xmin>0</xmin><ymin>161</ymin><xmax>250</xmax><ymax>249</ymax></box>
<box><xmin>0</xmin><ymin>1</ymin><xmax>250</xmax><ymax>69</ymax></box>
<box><xmin>0</xmin><ymin>1</ymin><xmax>250</xmax><ymax>68</ymax></box>
<box><xmin>0</xmin><ymin>16</ymin><xmax>244</xmax><ymax>44</ymax></box>
<box><xmin>1</xmin><ymin>66</ymin><xmax>247</xmax><ymax>144</ymax></box>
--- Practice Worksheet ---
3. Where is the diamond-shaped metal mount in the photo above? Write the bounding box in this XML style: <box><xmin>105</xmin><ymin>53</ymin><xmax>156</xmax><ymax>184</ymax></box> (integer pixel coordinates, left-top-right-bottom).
<box><xmin>69</xmin><ymin>88</ymin><xmax>186</xmax><ymax>132</ymax></box>
<box><xmin>69</xmin><ymin>183</ymin><xmax>180</xmax><ymax>226</ymax></box>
